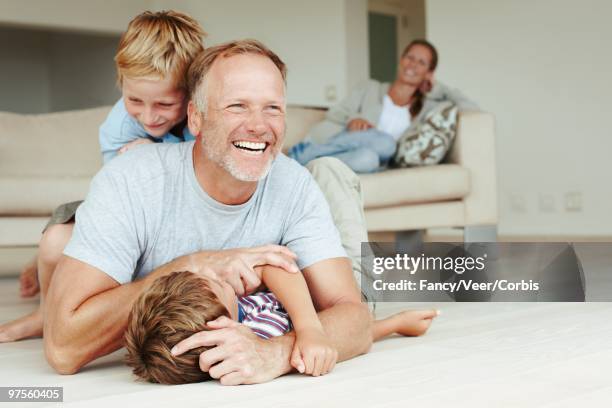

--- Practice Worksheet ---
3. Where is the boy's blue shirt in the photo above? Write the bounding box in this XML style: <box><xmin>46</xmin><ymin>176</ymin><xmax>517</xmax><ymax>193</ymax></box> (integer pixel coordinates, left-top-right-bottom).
<box><xmin>99</xmin><ymin>98</ymin><xmax>194</xmax><ymax>164</ymax></box>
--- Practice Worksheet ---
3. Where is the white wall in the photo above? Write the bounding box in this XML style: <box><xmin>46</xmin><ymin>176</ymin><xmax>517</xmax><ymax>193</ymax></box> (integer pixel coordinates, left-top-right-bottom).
<box><xmin>427</xmin><ymin>0</ymin><xmax>612</xmax><ymax>237</ymax></box>
<box><xmin>344</xmin><ymin>0</ymin><xmax>370</xmax><ymax>94</ymax></box>
<box><xmin>48</xmin><ymin>32</ymin><xmax>120</xmax><ymax>112</ymax></box>
<box><xmin>0</xmin><ymin>27</ymin><xmax>120</xmax><ymax>114</ymax></box>
<box><xmin>0</xmin><ymin>27</ymin><xmax>50</xmax><ymax>113</ymax></box>
<box><xmin>0</xmin><ymin>0</ymin><xmax>146</xmax><ymax>113</ymax></box>
<box><xmin>0</xmin><ymin>0</ymin><xmax>369</xmax><ymax>111</ymax></box>
<box><xmin>0</xmin><ymin>0</ymin><xmax>151</xmax><ymax>34</ymax></box>
<box><xmin>151</xmin><ymin>0</ymin><xmax>369</xmax><ymax>107</ymax></box>
<box><xmin>369</xmin><ymin>0</ymin><xmax>426</xmax><ymax>58</ymax></box>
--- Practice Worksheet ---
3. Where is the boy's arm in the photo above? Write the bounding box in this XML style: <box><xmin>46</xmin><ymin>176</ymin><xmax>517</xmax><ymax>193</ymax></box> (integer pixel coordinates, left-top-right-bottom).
<box><xmin>260</xmin><ymin>265</ymin><xmax>337</xmax><ymax>376</ymax></box>
<box><xmin>177</xmin><ymin>257</ymin><xmax>371</xmax><ymax>384</ymax></box>
<box><xmin>260</xmin><ymin>266</ymin><xmax>321</xmax><ymax>333</ymax></box>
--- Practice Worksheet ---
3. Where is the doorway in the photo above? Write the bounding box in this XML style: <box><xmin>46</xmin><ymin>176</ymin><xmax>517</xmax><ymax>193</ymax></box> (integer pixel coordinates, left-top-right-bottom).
<box><xmin>368</xmin><ymin>12</ymin><xmax>398</xmax><ymax>83</ymax></box>
<box><xmin>368</xmin><ymin>0</ymin><xmax>426</xmax><ymax>82</ymax></box>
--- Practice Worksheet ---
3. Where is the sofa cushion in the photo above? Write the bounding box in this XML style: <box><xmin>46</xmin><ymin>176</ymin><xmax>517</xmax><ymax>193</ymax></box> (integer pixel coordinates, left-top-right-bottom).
<box><xmin>0</xmin><ymin>217</ymin><xmax>49</xmax><ymax>246</ymax></box>
<box><xmin>360</xmin><ymin>164</ymin><xmax>470</xmax><ymax>208</ymax></box>
<box><xmin>365</xmin><ymin>200</ymin><xmax>466</xmax><ymax>231</ymax></box>
<box><xmin>0</xmin><ymin>107</ymin><xmax>108</xmax><ymax>177</ymax></box>
<box><xmin>284</xmin><ymin>106</ymin><xmax>326</xmax><ymax>150</ymax></box>
<box><xmin>1</xmin><ymin>106</ymin><xmax>322</xmax><ymax>172</ymax></box>
<box><xmin>0</xmin><ymin>177</ymin><xmax>91</xmax><ymax>215</ymax></box>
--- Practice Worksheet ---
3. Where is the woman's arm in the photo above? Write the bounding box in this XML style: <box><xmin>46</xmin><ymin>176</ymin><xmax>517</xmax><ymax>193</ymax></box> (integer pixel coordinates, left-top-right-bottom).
<box><xmin>304</xmin><ymin>80</ymin><xmax>377</xmax><ymax>144</ymax></box>
<box><xmin>429</xmin><ymin>81</ymin><xmax>480</xmax><ymax>111</ymax></box>
<box><xmin>325</xmin><ymin>80</ymin><xmax>373</xmax><ymax>126</ymax></box>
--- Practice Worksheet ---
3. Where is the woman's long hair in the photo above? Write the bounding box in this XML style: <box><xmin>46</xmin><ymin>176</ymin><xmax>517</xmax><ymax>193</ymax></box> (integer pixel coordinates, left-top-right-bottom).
<box><xmin>402</xmin><ymin>39</ymin><xmax>438</xmax><ymax>118</ymax></box>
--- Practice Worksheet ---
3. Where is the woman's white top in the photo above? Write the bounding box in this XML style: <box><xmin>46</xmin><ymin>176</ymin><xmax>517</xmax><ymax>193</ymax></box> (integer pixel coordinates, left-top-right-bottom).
<box><xmin>377</xmin><ymin>94</ymin><xmax>411</xmax><ymax>140</ymax></box>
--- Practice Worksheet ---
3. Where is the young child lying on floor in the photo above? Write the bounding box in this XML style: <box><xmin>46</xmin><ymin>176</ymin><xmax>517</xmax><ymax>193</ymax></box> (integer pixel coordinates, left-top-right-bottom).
<box><xmin>125</xmin><ymin>266</ymin><xmax>439</xmax><ymax>384</ymax></box>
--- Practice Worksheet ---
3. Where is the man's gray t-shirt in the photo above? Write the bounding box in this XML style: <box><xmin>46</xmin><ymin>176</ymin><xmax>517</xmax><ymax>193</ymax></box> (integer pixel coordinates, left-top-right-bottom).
<box><xmin>64</xmin><ymin>141</ymin><xmax>346</xmax><ymax>284</ymax></box>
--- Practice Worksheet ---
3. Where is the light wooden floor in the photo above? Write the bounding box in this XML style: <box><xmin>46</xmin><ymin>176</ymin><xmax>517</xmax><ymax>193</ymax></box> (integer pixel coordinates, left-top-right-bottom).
<box><xmin>1</xmin><ymin>277</ymin><xmax>611</xmax><ymax>407</ymax></box>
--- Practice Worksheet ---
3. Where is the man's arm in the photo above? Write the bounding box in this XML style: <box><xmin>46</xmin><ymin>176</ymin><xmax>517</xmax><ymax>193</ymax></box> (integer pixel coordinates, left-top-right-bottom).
<box><xmin>262</xmin><ymin>258</ymin><xmax>372</xmax><ymax>360</ymax></box>
<box><xmin>302</xmin><ymin>257</ymin><xmax>372</xmax><ymax>361</ymax></box>
<box><xmin>44</xmin><ymin>245</ymin><xmax>299</xmax><ymax>374</ymax></box>
<box><xmin>43</xmin><ymin>254</ymin><xmax>199</xmax><ymax>374</ymax></box>
<box><xmin>177</xmin><ymin>256</ymin><xmax>372</xmax><ymax>385</ymax></box>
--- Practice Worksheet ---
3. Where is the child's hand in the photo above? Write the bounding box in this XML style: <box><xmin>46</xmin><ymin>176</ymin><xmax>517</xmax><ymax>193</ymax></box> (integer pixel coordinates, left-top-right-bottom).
<box><xmin>290</xmin><ymin>328</ymin><xmax>338</xmax><ymax>377</ymax></box>
<box><xmin>118</xmin><ymin>138</ymin><xmax>154</xmax><ymax>155</ymax></box>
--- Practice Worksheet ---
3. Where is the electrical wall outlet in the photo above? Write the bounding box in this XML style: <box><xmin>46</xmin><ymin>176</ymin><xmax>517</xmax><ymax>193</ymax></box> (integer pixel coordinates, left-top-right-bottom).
<box><xmin>325</xmin><ymin>85</ymin><xmax>337</xmax><ymax>102</ymax></box>
<box><xmin>539</xmin><ymin>193</ymin><xmax>555</xmax><ymax>212</ymax></box>
<box><xmin>565</xmin><ymin>192</ymin><xmax>582</xmax><ymax>212</ymax></box>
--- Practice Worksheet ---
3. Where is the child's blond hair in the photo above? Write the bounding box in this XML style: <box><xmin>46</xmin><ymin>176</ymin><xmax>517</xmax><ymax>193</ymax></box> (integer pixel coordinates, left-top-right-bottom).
<box><xmin>115</xmin><ymin>10</ymin><xmax>206</xmax><ymax>90</ymax></box>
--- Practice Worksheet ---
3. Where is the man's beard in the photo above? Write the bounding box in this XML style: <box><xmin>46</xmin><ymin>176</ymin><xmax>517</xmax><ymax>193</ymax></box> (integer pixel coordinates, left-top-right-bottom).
<box><xmin>200</xmin><ymin>124</ymin><xmax>280</xmax><ymax>182</ymax></box>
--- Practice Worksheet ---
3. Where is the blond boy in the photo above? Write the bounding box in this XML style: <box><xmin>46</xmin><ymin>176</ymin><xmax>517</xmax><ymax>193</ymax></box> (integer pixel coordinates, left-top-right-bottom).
<box><xmin>2</xmin><ymin>10</ymin><xmax>206</xmax><ymax>343</ymax></box>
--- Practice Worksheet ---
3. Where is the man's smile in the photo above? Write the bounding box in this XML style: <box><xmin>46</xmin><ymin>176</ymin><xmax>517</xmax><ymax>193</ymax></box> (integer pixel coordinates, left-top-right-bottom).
<box><xmin>232</xmin><ymin>140</ymin><xmax>269</xmax><ymax>154</ymax></box>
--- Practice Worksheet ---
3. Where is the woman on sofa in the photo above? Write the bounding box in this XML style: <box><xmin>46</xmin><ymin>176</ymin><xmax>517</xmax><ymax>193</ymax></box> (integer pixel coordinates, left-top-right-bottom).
<box><xmin>288</xmin><ymin>39</ymin><xmax>478</xmax><ymax>173</ymax></box>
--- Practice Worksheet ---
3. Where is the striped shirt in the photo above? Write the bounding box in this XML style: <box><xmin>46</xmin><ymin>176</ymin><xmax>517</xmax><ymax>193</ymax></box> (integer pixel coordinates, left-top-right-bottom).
<box><xmin>238</xmin><ymin>292</ymin><xmax>292</xmax><ymax>339</ymax></box>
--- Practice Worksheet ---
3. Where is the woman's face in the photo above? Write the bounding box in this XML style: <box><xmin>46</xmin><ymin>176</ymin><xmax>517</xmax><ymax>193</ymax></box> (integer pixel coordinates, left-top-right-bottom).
<box><xmin>397</xmin><ymin>44</ymin><xmax>434</xmax><ymax>87</ymax></box>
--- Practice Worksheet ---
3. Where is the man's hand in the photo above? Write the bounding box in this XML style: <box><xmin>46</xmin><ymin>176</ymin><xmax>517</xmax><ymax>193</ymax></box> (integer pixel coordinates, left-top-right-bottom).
<box><xmin>118</xmin><ymin>138</ymin><xmax>154</xmax><ymax>155</ymax></box>
<box><xmin>346</xmin><ymin>118</ymin><xmax>374</xmax><ymax>132</ymax></box>
<box><xmin>189</xmin><ymin>245</ymin><xmax>299</xmax><ymax>296</ymax></box>
<box><xmin>171</xmin><ymin>316</ymin><xmax>292</xmax><ymax>386</ymax></box>
<box><xmin>290</xmin><ymin>327</ymin><xmax>338</xmax><ymax>377</ymax></box>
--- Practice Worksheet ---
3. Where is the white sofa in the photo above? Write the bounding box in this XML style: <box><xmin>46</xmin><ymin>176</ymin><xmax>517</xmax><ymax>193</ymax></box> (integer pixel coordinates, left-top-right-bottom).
<box><xmin>0</xmin><ymin>106</ymin><xmax>497</xmax><ymax>274</ymax></box>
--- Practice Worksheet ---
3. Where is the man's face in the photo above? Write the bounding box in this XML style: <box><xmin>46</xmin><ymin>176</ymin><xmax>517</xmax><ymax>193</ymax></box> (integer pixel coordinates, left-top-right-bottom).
<box><xmin>195</xmin><ymin>54</ymin><xmax>286</xmax><ymax>182</ymax></box>
<box><xmin>123</xmin><ymin>76</ymin><xmax>187</xmax><ymax>138</ymax></box>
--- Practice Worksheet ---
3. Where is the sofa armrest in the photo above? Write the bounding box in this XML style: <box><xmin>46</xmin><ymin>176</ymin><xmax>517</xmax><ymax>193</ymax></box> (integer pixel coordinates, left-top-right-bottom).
<box><xmin>447</xmin><ymin>111</ymin><xmax>498</xmax><ymax>225</ymax></box>
<box><xmin>283</xmin><ymin>106</ymin><xmax>327</xmax><ymax>152</ymax></box>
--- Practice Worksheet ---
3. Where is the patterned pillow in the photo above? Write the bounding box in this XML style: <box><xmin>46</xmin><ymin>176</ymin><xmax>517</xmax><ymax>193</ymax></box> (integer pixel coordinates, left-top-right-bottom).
<box><xmin>393</xmin><ymin>101</ymin><xmax>458</xmax><ymax>167</ymax></box>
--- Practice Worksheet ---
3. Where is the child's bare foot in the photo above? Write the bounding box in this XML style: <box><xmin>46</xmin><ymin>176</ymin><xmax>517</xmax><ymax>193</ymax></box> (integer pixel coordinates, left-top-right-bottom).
<box><xmin>19</xmin><ymin>257</ymin><xmax>40</xmax><ymax>298</ymax></box>
<box><xmin>391</xmin><ymin>309</ymin><xmax>440</xmax><ymax>337</ymax></box>
<box><xmin>0</xmin><ymin>309</ymin><xmax>43</xmax><ymax>343</ymax></box>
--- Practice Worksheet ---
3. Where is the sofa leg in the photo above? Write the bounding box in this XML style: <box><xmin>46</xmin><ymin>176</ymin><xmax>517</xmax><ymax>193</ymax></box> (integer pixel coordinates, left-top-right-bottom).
<box><xmin>463</xmin><ymin>225</ymin><xmax>498</xmax><ymax>243</ymax></box>
<box><xmin>395</xmin><ymin>230</ymin><xmax>424</xmax><ymax>252</ymax></box>
<box><xmin>464</xmin><ymin>225</ymin><xmax>498</xmax><ymax>260</ymax></box>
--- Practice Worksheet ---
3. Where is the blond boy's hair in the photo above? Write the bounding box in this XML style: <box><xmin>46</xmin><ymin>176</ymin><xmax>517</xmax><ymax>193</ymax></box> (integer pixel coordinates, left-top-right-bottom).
<box><xmin>125</xmin><ymin>271</ymin><xmax>229</xmax><ymax>384</ymax></box>
<box><xmin>115</xmin><ymin>10</ymin><xmax>206</xmax><ymax>90</ymax></box>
